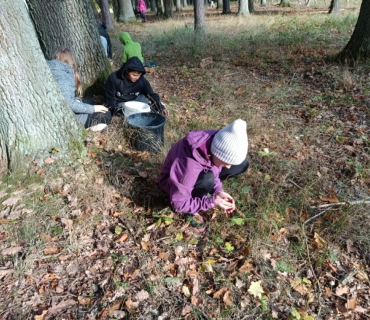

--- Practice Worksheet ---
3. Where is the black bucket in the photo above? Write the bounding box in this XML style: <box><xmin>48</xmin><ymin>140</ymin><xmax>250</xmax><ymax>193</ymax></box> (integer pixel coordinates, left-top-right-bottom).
<box><xmin>126</xmin><ymin>112</ymin><xmax>166</xmax><ymax>153</ymax></box>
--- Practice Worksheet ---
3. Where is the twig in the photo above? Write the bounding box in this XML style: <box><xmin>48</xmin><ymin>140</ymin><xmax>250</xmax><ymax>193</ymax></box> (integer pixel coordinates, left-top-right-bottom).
<box><xmin>303</xmin><ymin>210</ymin><xmax>327</xmax><ymax>225</ymax></box>
<box><xmin>287</xmin><ymin>179</ymin><xmax>302</xmax><ymax>189</ymax></box>
<box><xmin>117</xmin><ymin>216</ymin><xmax>139</xmax><ymax>245</ymax></box>
<box><xmin>310</xmin><ymin>200</ymin><xmax>370</xmax><ymax>209</ymax></box>
<box><xmin>155</xmin><ymin>236</ymin><xmax>172</xmax><ymax>243</ymax></box>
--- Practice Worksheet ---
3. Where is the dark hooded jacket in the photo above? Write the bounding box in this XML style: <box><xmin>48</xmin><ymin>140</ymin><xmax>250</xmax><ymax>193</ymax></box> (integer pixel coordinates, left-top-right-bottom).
<box><xmin>104</xmin><ymin>57</ymin><xmax>162</xmax><ymax>110</ymax></box>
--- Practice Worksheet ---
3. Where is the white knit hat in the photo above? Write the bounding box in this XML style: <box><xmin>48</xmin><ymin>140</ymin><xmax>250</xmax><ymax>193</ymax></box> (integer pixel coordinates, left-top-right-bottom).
<box><xmin>211</xmin><ymin>119</ymin><xmax>248</xmax><ymax>165</ymax></box>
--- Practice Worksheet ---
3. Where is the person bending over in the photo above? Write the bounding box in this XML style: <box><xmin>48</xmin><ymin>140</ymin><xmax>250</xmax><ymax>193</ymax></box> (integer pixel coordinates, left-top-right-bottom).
<box><xmin>47</xmin><ymin>48</ymin><xmax>111</xmax><ymax>131</ymax></box>
<box><xmin>104</xmin><ymin>56</ymin><xmax>168</xmax><ymax>116</ymax></box>
<box><xmin>157</xmin><ymin>119</ymin><xmax>249</xmax><ymax>232</ymax></box>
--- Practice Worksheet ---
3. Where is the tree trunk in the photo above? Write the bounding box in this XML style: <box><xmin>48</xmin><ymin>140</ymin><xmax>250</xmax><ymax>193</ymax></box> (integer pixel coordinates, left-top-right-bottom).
<box><xmin>164</xmin><ymin>0</ymin><xmax>173</xmax><ymax>17</ymax></box>
<box><xmin>194</xmin><ymin>0</ymin><xmax>206</xmax><ymax>32</ymax></box>
<box><xmin>222</xmin><ymin>0</ymin><xmax>231</xmax><ymax>14</ymax></box>
<box><xmin>0</xmin><ymin>0</ymin><xmax>84</xmax><ymax>171</ymax></box>
<box><xmin>279</xmin><ymin>0</ymin><xmax>290</xmax><ymax>7</ymax></box>
<box><xmin>328</xmin><ymin>0</ymin><xmax>340</xmax><ymax>14</ymax></box>
<box><xmin>176</xmin><ymin>0</ymin><xmax>182</xmax><ymax>12</ymax></box>
<box><xmin>150</xmin><ymin>0</ymin><xmax>156</xmax><ymax>11</ymax></box>
<box><xmin>116</xmin><ymin>0</ymin><xmax>136</xmax><ymax>22</ymax></box>
<box><xmin>337</xmin><ymin>0</ymin><xmax>370</xmax><ymax>63</ymax></box>
<box><xmin>217</xmin><ymin>0</ymin><xmax>223</xmax><ymax>10</ymax></box>
<box><xmin>248</xmin><ymin>0</ymin><xmax>254</xmax><ymax>12</ymax></box>
<box><xmin>26</xmin><ymin>0</ymin><xmax>111</xmax><ymax>96</ymax></box>
<box><xmin>261</xmin><ymin>0</ymin><xmax>267</xmax><ymax>7</ymax></box>
<box><xmin>238</xmin><ymin>0</ymin><xmax>249</xmax><ymax>14</ymax></box>
<box><xmin>99</xmin><ymin>0</ymin><xmax>114</xmax><ymax>30</ymax></box>
<box><xmin>156</xmin><ymin>0</ymin><xmax>164</xmax><ymax>16</ymax></box>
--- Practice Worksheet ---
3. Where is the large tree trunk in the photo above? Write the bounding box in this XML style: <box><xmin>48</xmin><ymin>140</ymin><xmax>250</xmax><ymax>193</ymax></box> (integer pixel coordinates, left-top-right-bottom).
<box><xmin>194</xmin><ymin>0</ymin><xmax>206</xmax><ymax>32</ymax></box>
<box><xmin>156</xmin><ymin>0</ymin><xmax>164</xmax><ymax>16</ymax></box>
<box><xmin>0</xmin><ymin>0</ymin><xmax>83</xmax><ymax>171</ymax></box>
<box><xmin>279</xmin><ymin>0</ymin><xmax>290</xmax><ymax>7</ymax></box>
<box><xmin>222</xmin><ymin>0</ymin><xmax>231</xmax><ymax>14</ymax></box>
<box><xmin>328</xmin><ymin>0</ymin><xmax>340</xmax><ymax>14</ymax></box>
<box><xmin>248</xmin><ymin>0</ymin><xmax>254</xmax><ymax>12</ymax></box>
<box><xmin>176</xmin><ymin>0</ymin><xmax>182</xmax><ymax>12</ymax></box>
<box><xmin>337</xmin><ymin>0</ymin><xmax>370</xmax><ymax>63</ymax></box>
<box><xmin>164</xmin><ymin>0</ymin><xmax>173</xmax><ymax>17</ymax></box>
<box><xmin>238</xmin><ymin>0</ymin><xmax>249</xmax><ymax>15</ymax></box>
<box><xmin>116</xmin><ymin>0</ymin><xmax>136</xmax><ymax>22</ymax></box>
<box><xmin>26</xmin><ymin>0</ymin><xmax>111</xmax><ymax>96</ymax></box>
<box><xmin>99</xmin><ymin>0</ymin><xmax>114</xmax><ymax>30</ymax></box>
<box><xmin>261</xmin><ymin>0</ymin><xmax>267</xmax><ymax>7</ymax></box>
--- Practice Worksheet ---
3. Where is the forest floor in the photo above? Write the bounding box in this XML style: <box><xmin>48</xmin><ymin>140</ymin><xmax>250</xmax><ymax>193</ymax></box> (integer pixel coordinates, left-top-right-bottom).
<box><xmin>1</xmin><ymin>1</ymin><xmax>370</xmax><ymax>320</ymax></box>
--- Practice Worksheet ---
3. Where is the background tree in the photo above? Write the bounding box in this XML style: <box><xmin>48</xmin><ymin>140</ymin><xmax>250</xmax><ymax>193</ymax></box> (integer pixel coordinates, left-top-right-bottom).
<box><xmin>337</xmin><ymin>0</ymin><xmax>370</xmax><ymax>63</ymax></box>
<box><xmin>248</xmin><ymin>0</ymin><xmax>254</xmax><ymax>12</ymax></box>
<box><xmin>261</xmin><ymin>0</ymin><xmax>267</xmax><ymax>7</ymax></box>
<box><xmin>176</xmin><ymin>0</ymin><xmax>182</xmax><ymax>12</ymax></box>
<box><xmin>194</xmin><ymin>0</ymin><xmax>206</xmax><ymax>31</ymax></box>
<box><xmin>217</xmin><ymin>0</ymin><xmax>223</xmax><ymax>10</ymax></box>
<box><xmin>114</xmin><ymin>0</ymin><xmax>136</xmax><ymax>22</ymax></box>
<box><xmin>280</xmin><ymin>0</ymin><xmax>290</xmax><ymax>7</ymax></box>
<box><xmin>164</xmin><ymin>0</ymin><xmax>173</xmax><ymax>18</ymax></box>
<box><xmin>328</xmin><ymin>0</ymin><xmax>340</xmax><ymax>14</ymax></box>
<box><xmin>222</xmin><ymin>0</ymin><xmax>231</xmax><ymax>14</ymax></box>
<box><xmin>0</xmin><ymin>0</ymin><xmax>84</xmax><ymax>171</ymax></box>
<box><xmin>238</xmin><ymin>0</ymin><xmax>249</xmax><ymax>15</ymax></box>
<box><xmin>26</xmin><ymin>0</ymin><xmax>110</xmax><ymax>95</ymax></box>
<box><xmin>156</xmin><ymin>0</ymin><xmax>164</xmax><ymax>16</ymax></box>
<box><xmin>99</xmin><ymin>0</ymin><xmax>114</xmax><ymax>30</ymax></box>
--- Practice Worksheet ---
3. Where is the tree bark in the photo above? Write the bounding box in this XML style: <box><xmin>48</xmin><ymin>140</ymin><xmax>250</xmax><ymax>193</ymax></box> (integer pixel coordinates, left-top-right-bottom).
<box><xmin>222</xmin><ymin>0</ymin><xmax>231</xmax><ymax>14</ymax></box>
<box><xmin>194</xmin><ymin>0</ymin><xmax>206</xmax><ymax>32</ymax></box>
<box><xmin>164</xmin><ymin>0</ymin><xmax>173</xmax><ymax>17</ymax></box>
<box><xmin>156</xmin><ymin>0</ymin><xmax>164</xmax><ymax>16</ymax></box>
<box><xmin>279</xmin><ymin>0</ymin><xmax>290</xmax><ymax>7</ymax></box>
<box><xmin>217</xmin><ymin>0</ymin><xmax>223</xmax><ymax>10</ymax></box>
<box><xmin>328</xmin><ymin>0</ymin><xmax>340</xmax><ymax>14</ymax></box>
<box><xmin>0</xmin><ymin>0</ymin><xmax>84</xmax><ymax>171</ymax></box>
<box><xmin>116</xmin><ymin>0</ymin><xmax>136</xmax><ymax>22</ymax></box>
<box><xmin>176</xmin><ymin>0</ymin><xmax>182</xmax><ymax>11</ymax></box>
<box><xmin>99</xmin><ymin>0</ymin><xmax>114</xmax><ymax>30</ymax></box>
<box><xmin>26</xmin><ymin>0</ymin><xmax>111</xmax><ymax>96</ymax></box>
<box><xmin>338</xmin><ymin>0</ymin><xmax>370</xmax><ymax>63</ymax></box>
<box><xmin>248</xmin><ymin>0</ymin><xmax>254</xmax><ymax>12</ymax></box>
<box><xmin>260</xmin><ymin>0</ymin><xmax>267</xmax><ymax>7</ymax></box>
<box><xmin>238</xmin><ymin>0</ymin><xmax>249</xmax><ymax>15</ymax></box>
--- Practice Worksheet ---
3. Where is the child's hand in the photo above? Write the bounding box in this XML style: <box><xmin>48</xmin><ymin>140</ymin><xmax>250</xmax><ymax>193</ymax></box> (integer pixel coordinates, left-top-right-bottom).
<box><xmin>161</xmin><ymin>109</ymin><xmax>169</xmax><ymax>117</ymax></box>
<box><xmin>214</xmin><ymin>192</ymin><xmax>235</xmax><ymax>213</ymax></box>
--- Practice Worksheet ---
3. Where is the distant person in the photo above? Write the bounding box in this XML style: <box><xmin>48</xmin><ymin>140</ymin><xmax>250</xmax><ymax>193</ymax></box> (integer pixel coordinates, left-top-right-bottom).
<box><xmin>157</xmin><ymin>119</ymin><xmax>249</xmax><ymax>232</ymax></box>
<box><xmin>97</xmin><ymin>19</ymin><xmax>113</xmax><ymax>59</ymax></box>
<box><xmin>119</xmin><ymin>32</ymin><xmax>144</xmax><ymax>64</ymax></box>
<box><xmin>47</xmin><ymin>48</ymin><xmax>111</xmax><ymax>132</ymax></box>
<box><xmin>104</xmin><ymin>56</ymin><xmax>168</xmax><ymax>116</ymax></box>
<box><xmin>137</xmin><ymin>0</ymin><xmax>147</xmax><ymax>22</ymax></box>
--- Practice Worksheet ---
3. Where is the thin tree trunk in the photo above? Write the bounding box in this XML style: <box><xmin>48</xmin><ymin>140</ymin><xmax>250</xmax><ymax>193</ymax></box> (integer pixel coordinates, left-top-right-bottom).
<box><xmin>116</xmin><ymin>0</ymin><xmax>136</xmax><ymax>22</ymax></box>
<box><xmin>261</xmin><ymin>0</ymin><xmax>266</xmax><ymax>7</ymax></box>
<box><xmin>99</xmin><ymin>0</ymin><xmax>114</xmax><ymax>30</ymax></box>
<box><xmin>222</xmin><ymin>0</ymin><xmax>231</xmax><ymax>14</ymax></box>
<box><xmin>248</xmin><ymin>0</ymin><xmax>254</xmax><ymax>12</ymax></box>
<box><xmin>279</xmin><ymin>0</ymin><xmax>290</xmax><ymax>7</ymax></box>
<box><xmin>194</xmin><ymin>0</ymin><xmax>206</xmax><ymax>32</ymax></box>
<box><xmin>238</xmin><ymin>0</ymin><xmax>249</xmax><ymax>14</ymax></box>
<box><xmin>156</xmin><ymin>0</ymin><xmax>164</xmax><ymax>16</ymax></box>
<box><xmin>164</xmin><ymin>0</ymin><xmax>173</xmax><ymax>17</ymax></box>
<box><xmin>0</xmin><ymin>0</ymin><xmax>83</xmax><ymax>170</ymax></box>
<box><xmin>176</xmin><ymin>0</ymin><xmax>182</xmax><ymax>11</ymax></box>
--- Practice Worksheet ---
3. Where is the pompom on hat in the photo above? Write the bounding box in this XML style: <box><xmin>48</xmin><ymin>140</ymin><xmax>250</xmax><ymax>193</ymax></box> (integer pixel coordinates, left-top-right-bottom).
<box><xmin>211</xmin><ymin>119</ymin><xmax>248</xmax><ymax>165</ymax></box>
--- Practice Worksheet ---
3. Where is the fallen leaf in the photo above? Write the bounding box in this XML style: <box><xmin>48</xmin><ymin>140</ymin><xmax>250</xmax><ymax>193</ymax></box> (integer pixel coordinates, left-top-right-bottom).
<box><xmin>248</xmin><ymin>281</ymin><xmax>264</xmax><ymax>298</ymax></box>
<box><xmin>347</xmin><ymin>298</ymin><xmax>357</xmax><ymax>310</ymax></box>
<box><xmin>34</xmin><ymin>310</ymin><xmax>48</xmax><ymax>320</ymax></box>
<box><xmin>2</xmin><ymin>197</ymin><xmax>20</xmax><ymax>206</ymax></box>
<box><xmin>336</xmin><ymin>286</ymin><xmax>349</xmax><ymax>296</ymax></box>
<box><xmin>44</xmin><ymin>247</ymin><xmax>60</xmax><ymax>255</ymax></box>
<box><xmin>239</xmin><ymin>259</ymin><xmax>254</xmax><ymax>273</ymax></box>
<box><xmin>223</xmin><ymin>290</ymin><xmax>233</xmax><ymax>307</ymax></box>
<box><xmin>0</xmin><ymin>269</ymin><xmax>14</xmax><ymax>279</ymax></box>
<box><xmin>213</xmin><ymin>287</ymin><xmax>228</xmax><ymax>299</ymax></box>
<box><xmin>289</xmin><ymin>278</ymin><xmax>308</xmax><ymax>296</ymax></box>
<box><xmin>181</xmin><ymin>305</ymin><xmax>193</xmax><ymax>316</ymax></box>
<box><xmin>47</xmin><ymin>299</ymin><xmax>76</xmax><ymax>316</ymax></box>
<box><xmin>136</xmin><ymin>290</ymin><xmax>149</xmax><ymax>301</ymax></box>
<box><xmin>182</xmin><ymin>285</ymin><xmax>191</xmax><ymax>297</ymax></box>
<box><xmin>2</xmin><ymin>246</ymin><xmax>23</xmax><ymax>256</ymax></box>
<box><xmin>115</xmin><ymin>232</ymin><xmax>129</xmax><ymax>243</ymax></box>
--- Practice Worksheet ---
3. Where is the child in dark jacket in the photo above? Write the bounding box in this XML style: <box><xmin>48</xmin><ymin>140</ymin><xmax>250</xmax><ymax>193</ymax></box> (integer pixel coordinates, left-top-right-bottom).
<box><xmin>158</xmin><ymin>119</ymin><xmax>249</xmax><ymax>232</ymax></box>
<box><xmin>104</xmin><ymin>56</ymin><xmax>168</xmax><ymax>116</ymax></box>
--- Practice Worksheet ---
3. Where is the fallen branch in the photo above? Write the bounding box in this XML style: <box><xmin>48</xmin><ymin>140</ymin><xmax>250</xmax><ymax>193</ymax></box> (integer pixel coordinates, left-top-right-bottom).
<box><xmin>310</xmin><ymin>200</ymin><xmax>370</xmax><ymax>209</ymax></box>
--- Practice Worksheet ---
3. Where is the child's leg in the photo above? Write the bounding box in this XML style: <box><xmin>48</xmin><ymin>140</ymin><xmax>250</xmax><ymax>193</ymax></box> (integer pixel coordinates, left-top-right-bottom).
<box><xmin>219</xmin><ymin>159</ymin><xmax>249</xmax><ymax>180</ymax></box>
<box><xmin>192</xmin><ymin>171</ymin><xmax>215</xmax><ymax>198</ymax></box>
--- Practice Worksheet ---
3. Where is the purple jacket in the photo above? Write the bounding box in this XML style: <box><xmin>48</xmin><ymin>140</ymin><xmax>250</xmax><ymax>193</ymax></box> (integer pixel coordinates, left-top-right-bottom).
<box><xmin>137</xmin><ymin>0</ymin><xmax>147</xmax><ymax>12</ymax></box>
<box><xmin>158</xmin><ymin>130</ymin><xmax>224</xmax><ymax>214</ymax></box>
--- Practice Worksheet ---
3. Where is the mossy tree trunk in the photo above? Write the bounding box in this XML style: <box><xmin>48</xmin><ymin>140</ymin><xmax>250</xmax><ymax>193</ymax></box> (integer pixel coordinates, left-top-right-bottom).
<box><xmin>26</xmin><ymin>0</ymin><xmax>111</xmax><ymax>96</ymax></box>
<box><xmin>0</xmin><ymin>0</ymin><xmax>84</xmax><ymax>171</ymax></box>
<box><xmin>337</xmin><ymin>0</ymin><xmax>370</xmax><ymax>64</ymax></box>
<box><xmin>194</xmin><ymin>0</ymin><xmax>206</xmax><ymax>32</ymax></box>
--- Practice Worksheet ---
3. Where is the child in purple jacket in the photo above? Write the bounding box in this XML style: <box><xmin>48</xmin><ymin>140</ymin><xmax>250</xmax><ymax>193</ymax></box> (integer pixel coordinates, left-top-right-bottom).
<box><xmin>137</xmin><ymin>0</ymin><xmax>147</xmax><ymax>22</ymax></box>
<box><xmin>158</xmin><ymin>119</ymin><xmax>249</xmax><ymax>231</ymax></box>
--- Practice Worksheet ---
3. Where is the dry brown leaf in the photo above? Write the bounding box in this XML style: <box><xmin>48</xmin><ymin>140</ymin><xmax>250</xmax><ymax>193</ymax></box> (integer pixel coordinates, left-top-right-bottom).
<box><xmin>44</xmin><ymin>247</ymin><xmax>60</xmax><ymax>255</ymax></box>
<box><xmin>34</xmin><ymin>310</ymin><xmax>48</xmax><ymax>320</ymax></box>
<box><xmin>43</xmin><ymin>157</ymin><xmax>55</xmax><ymax>164</ymax></box>
<box><xmin>66</xmin><ymin>262</ymin><xmax>79</xmax><ymax>275</ymax></box>
<box><xmin>95</xmin><ymin>177</ymin><xmax>104</xmax><ymax>184</ymax></box>
<box><xmin>125</xmin><ymin>299</ymin><xmax>139</xmax><ymax>310</ymax></box>
<box><xmin>159</xmin><ymin>251</ymin><xmax>169</xmax><ymax>260</ymax></box>
<box><xmin>78</xmin><ymin>297</ymin><xmax>91</xmax><ymax>306</ymax></box>
<box><xmin>99</xmin><ymin>299</ymin><xmax>123</xmax><ymax>318</ymax></box>
<box><xmin>138</xmin><ymin>171</ymin><xmax>148</xmax><ymax>178</ymax></box>
<box><xmin>191</xmin><ymin>295</ymin><xmax>201</xmax><ymax>306</ymax></box>
<box><xmin>335</xmin><ymin>286</ymin><xmax>349</xmax><ymax>296</ymax></box>
<box><xmin>223</xmin><ymin>290</ymin><xmax>233</xmax><ymax>307</ymax></box>
<box><xmin>319</xmin><ymin>194</ymin><xmax>339</xmax><ymax>203</ymax></box>
<box><xmin>113</xmin><ymin>211</ymin><xmax>125</xmax><ymax>217</ymax></box>
<box><xmin>355</xmin><ymin>270</ymin><xmax>369</xmax><ymax>281</ymax></box>
<box><xmin>181</xmin><ymin>305</ymin><xmax>193</xmax><ymax>316</ymax></box>
<box><xmin>44</xmin><ymin>273</ymin><xmax>60</xmax><ymax>281</ymax></box>
<box><xmin>313</xmin><ymin>232</ymin><xmax>327</xmax><ymax>248</ymax></box>
<box><xmin>289</xmin><ymin>279</ymin><xmax>308</xmax><ymax>296</ymax></box>
<box><xmin>141</xmin><ymin>241</ymin><xmax>149</xmax><ymax>251</ymax></box>
<box><xmin>115</xmin><ymin>232</ymin><xmax>129</xmax><ymax>243</ymax></box>
<box><xmin>347</xmin><ymin>298</ymin><xmax>357</xmax><ymax>310</ymax></box>
<box><xmin>213</xmin><ymin>287</ymin><xmax>228</xmax><ymax>299</ymax></box>
<box><xmin>239</xmin><ymin>259</ymin><xmax>254</xmax><ymax>273</ymax></box>
<box><xmin>2</xmin><ymin>246</ymin><xmax>23</xmax><ymax>256</ymax></box>
<box><xmin>47</xmin><ymin>299</ymin><xmax>77</xmax><ymax>316</ymax></box>
<box><xmin>192</xmin><ymin>277</ymin><xmax>200</xmax><ymax>295</ymax></box>
<box><xmin>0</xmin><ymin>269</ymin><xmax>13</xmax><ymax>279</ymax></box>
<box><xmin>136</xmin><ymin>290</ymin><xmax>149</xmax><ymax>301</ymax></box>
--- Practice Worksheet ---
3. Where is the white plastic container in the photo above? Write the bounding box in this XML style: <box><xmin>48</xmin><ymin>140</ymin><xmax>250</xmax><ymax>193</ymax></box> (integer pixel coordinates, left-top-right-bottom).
<box><xmin>123</xmin><ymin>101</ymin><xmax>151</xmax><ymax>117</ymax></box>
